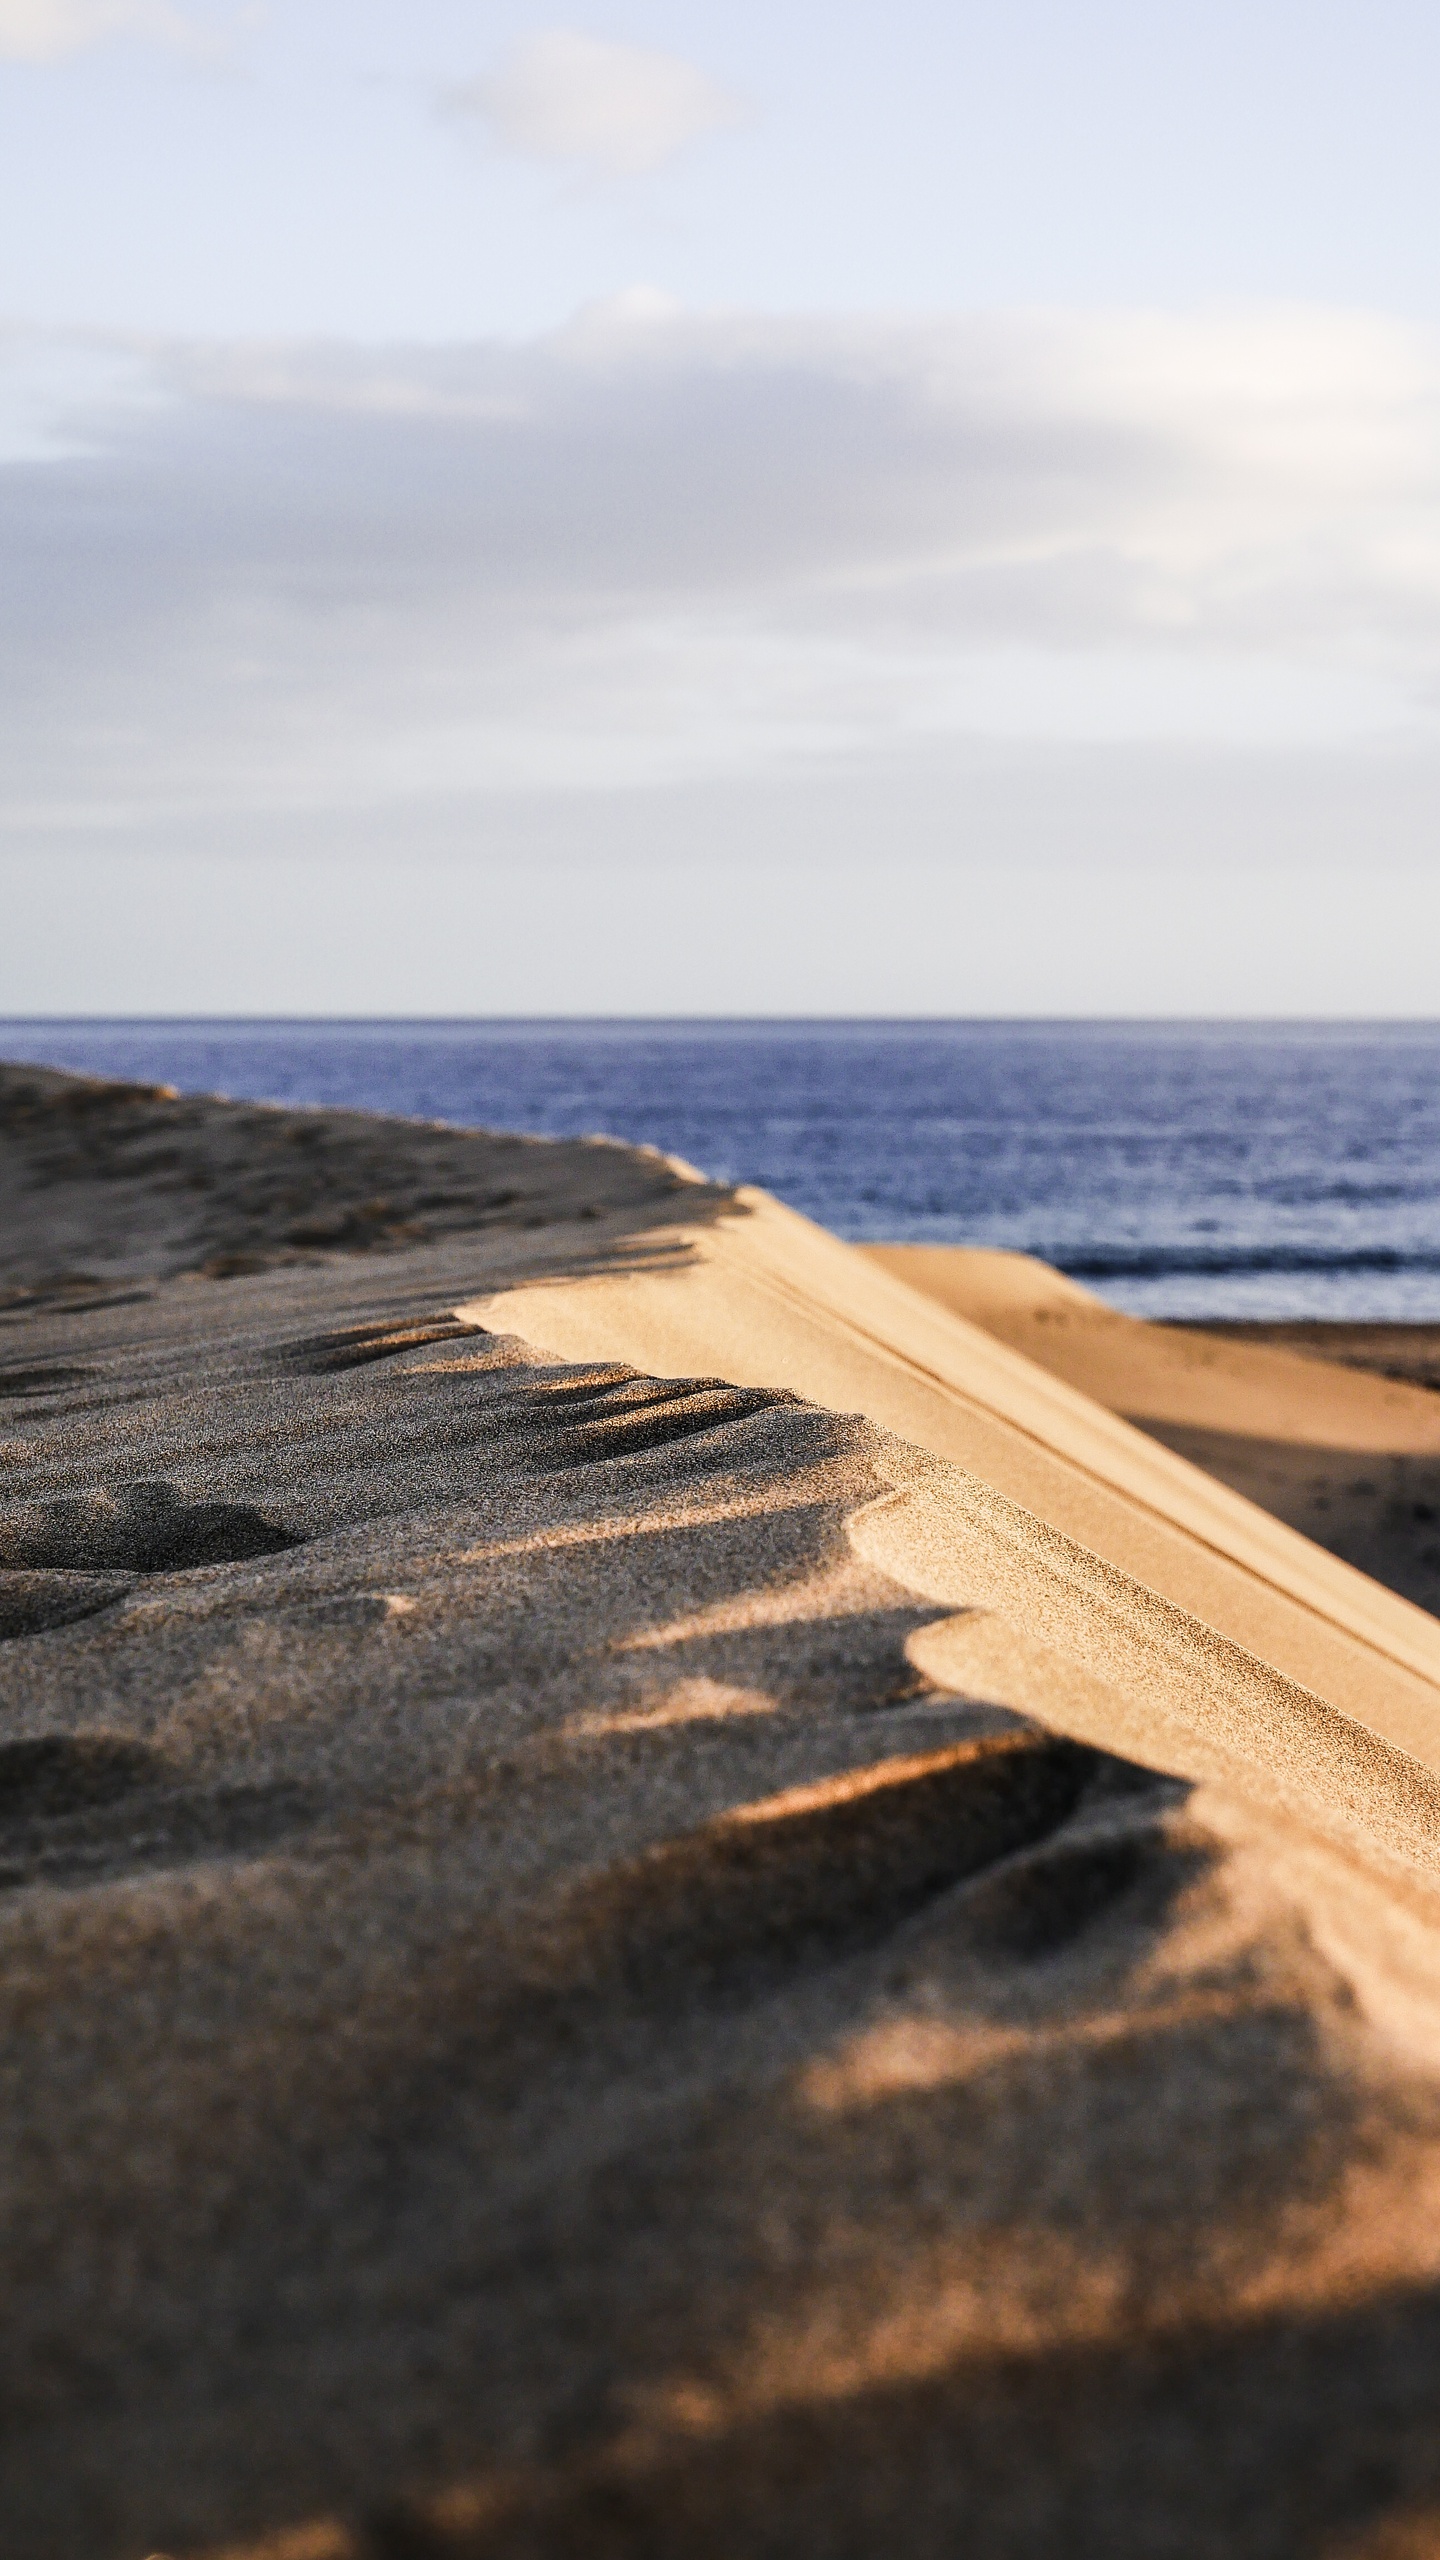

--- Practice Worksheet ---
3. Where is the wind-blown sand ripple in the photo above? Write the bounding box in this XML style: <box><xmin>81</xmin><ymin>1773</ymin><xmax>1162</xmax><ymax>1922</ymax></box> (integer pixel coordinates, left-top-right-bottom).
<box><xmin>5</xmin><ymin>1069</ymin><xmax>1440</xmax><ymax>2558</ymax></box>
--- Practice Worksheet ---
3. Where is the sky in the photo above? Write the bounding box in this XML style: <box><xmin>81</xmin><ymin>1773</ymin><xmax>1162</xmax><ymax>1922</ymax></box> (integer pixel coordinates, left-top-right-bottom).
<box><xmin>3</xmin><ymin>0</ymin><xmax>1440</xmax><ymax>1014</ymax></box>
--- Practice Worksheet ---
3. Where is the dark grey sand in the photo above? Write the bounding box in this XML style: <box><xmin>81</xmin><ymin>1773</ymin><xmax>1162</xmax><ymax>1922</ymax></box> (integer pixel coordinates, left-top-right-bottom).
<box><xmin>1177</xmin><ymin>1323</ymin><xmax>1440</xmax><ymax>1398</ymax></box>
<box><xmin>8</xmin><ymin>1068</ymin><xmax>1440</xmax><ymax>2560</ymax></box>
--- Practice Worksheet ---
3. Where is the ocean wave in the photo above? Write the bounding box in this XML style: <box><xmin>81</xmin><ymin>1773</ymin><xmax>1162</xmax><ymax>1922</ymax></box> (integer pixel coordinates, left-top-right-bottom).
<box><xmin>1053</xmin><ymin>1245</ymin><xmax>1440</xmax><ymax>1280</ymax></box>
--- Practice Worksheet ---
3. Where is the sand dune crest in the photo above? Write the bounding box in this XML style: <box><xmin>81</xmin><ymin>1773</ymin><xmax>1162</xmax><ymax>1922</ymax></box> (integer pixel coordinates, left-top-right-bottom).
<box><xmin>5</xmin><ymin>1067</ymin><xmax>1440</xmax><ymax>2557</ymax></box>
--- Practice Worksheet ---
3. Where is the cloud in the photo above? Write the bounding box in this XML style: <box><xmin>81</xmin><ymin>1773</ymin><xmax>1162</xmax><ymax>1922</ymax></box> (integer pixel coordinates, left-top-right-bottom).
<box><xmin>0</xmin><ymin>0</ymin><xmax>216</xmax><ymax>60</ymax></box>
<box><xmin>3</xmin><ymin>301</ymin><xmax>1440</xmax><ymax>857</ymax></box>
<box><xmin>445</xmin><ymin>29</ymin><xmax>743</xmax><ymax>177</ymax></box>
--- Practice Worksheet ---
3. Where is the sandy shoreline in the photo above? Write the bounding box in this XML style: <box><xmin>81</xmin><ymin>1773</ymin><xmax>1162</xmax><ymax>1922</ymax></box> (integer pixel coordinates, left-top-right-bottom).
<box><xmin>1173</xmin><ymin>1320</ymin><xmax>1440</xmax><ymax>1396</ymax></box>
<box><xmin>7</xmin><ymin>1066</ymin><xmax>1440</xmax><ymax>2558</ymax></box>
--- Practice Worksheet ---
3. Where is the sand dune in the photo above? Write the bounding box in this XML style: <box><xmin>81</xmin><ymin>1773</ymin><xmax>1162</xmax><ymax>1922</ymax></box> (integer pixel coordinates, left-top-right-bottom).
<box><xmin>475</xmin><ymin>1191</ymin><xmax>1440</xmax><ymax>1758</ymax></box>
<box><xmin>6</xmin><ymin>1067</ymin><xmax>1440</xmax><ymax>2559</ymax></box>
<box><xmin>866</xmin><ymin>1245</ymin><xmax>1440</xmax><ymax>1620</ymax></box>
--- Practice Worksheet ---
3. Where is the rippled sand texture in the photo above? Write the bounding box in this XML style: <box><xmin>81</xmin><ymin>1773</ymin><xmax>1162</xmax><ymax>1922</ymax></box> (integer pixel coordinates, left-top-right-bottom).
<box><xmin>6</xmin><ymin>1067</ymin><xmax>1440</xmax><ymax>2560</ymax></box>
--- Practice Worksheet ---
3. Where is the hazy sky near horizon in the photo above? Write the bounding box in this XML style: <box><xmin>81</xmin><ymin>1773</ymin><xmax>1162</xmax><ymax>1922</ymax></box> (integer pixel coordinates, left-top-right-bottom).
<box><xmin>4</xmin><ymin>0</ymin><xmax>1440</xmax><ymax>1013</ymax></box>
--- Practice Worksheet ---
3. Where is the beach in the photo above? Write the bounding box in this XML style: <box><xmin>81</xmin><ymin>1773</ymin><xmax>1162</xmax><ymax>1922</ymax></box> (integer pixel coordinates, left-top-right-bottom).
<box><xmin>7</xmin><ymin>1061</ymin><xmax>1440</xmax><ymax>2558</ymax></box>
<box><xmin>867</xmin><ymin>1248</ymin><xmax>1440</xmax><ymax>1620</ymax></box>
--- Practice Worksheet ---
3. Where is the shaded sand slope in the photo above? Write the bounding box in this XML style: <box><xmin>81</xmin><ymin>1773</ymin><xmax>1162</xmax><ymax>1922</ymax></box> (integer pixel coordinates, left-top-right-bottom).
<box><xmin>865</xmin><ymin>1246</ymin><xmax>1440</xmax><ymax>1620</ymax></box>
<box><xmin>7</xmin><ymin>1071</ymin><xmax>1440</xmax><ymax>2559</ymax></box>
<box><xmin>1196</xmin><ymin>1321</ymin><xmax>1440</xmax><ymax>1397</ymax></box>
<box><xmin>0</xmin><ymin>1059</ymin><xmax>730</xmax><ymax>1303</ymax></box>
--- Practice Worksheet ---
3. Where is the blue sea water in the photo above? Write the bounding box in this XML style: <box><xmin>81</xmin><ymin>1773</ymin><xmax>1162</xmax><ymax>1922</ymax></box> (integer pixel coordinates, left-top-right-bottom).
<box><xmin>4</xmin><ymin>1018</ymin><xmax>1440</xmax><ymax>1324</ymax></box>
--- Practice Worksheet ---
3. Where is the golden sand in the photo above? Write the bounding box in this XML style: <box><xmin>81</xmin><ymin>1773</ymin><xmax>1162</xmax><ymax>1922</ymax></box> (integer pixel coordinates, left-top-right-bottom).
<box><xmin>5</xmin><ymin>1067</ymin><xmax>1440</xmax><ymax>2559</ymax></box>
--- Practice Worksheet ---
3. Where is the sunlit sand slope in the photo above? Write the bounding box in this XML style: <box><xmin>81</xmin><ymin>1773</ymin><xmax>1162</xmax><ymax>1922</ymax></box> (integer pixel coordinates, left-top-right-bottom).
<box><xmin>476</xmin><ymin>1190</ymin><xmax>1440</xmax><ymax>1764</ymax></box>
<box><xmin>867</xmin><ymin>1243</ymin><xmax>1440</xmax><ymax>1622</ymax></box>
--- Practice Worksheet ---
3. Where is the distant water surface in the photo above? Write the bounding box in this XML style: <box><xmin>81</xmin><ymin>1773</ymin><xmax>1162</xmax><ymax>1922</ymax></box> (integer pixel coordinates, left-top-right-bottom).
<box><xmin>4</xmin><ymin>1019</ymin><xmax>1440</xmax><ymax>1323</ymax></box>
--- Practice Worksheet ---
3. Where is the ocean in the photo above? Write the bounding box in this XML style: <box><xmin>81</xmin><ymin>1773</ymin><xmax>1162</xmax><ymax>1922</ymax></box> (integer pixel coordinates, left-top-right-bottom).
<box><xmin>4</xmin><ymin>1018</ymin><xmax>1440</xmax><ymax>1324</ymax></box>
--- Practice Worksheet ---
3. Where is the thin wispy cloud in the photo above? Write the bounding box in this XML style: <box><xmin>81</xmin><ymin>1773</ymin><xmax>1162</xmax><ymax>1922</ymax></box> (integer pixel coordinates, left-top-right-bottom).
<box><xmin>0</xmin><ymin>0</ymin><xmax>218</xmax><ymax>59</ymax></box>
<box><xmin>3</xmin><ymin>300</ymin><xmax>1439</xmax><ymax>843</ymax></box>
<box><xmin>445</xmin><ymin>30</ymin><xmax>743</xmax><ymax>179</ymax></box>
